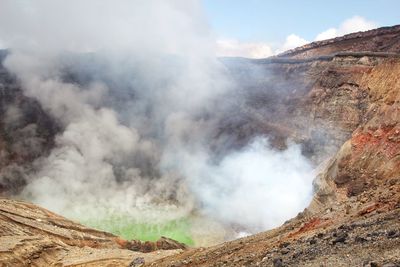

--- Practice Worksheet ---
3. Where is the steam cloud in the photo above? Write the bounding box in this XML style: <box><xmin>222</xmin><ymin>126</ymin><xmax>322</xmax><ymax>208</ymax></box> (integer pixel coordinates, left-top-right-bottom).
<box><xmin>0</xmin><ymin>0</ymin><xmax>315</xmax><ymax>243</ymax></box>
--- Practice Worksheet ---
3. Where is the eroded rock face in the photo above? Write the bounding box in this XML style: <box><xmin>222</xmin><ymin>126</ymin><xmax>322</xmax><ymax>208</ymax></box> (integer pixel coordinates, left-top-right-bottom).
<box><xmin>310</xmin><ymin>58</ymin><xmax>400</xmax><ymax>211</ymax></box>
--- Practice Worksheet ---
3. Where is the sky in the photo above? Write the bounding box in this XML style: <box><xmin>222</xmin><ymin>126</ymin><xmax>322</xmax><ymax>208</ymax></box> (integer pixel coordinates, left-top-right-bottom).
<box><xmin>203</xmin><ymin>0</ymin><xmax>400</xmax><ymax>58</ymax></box>
<box><xmin>0</xmin><ymin>1</ymin><xmax>398</xmax><ymax>59</ymax></box>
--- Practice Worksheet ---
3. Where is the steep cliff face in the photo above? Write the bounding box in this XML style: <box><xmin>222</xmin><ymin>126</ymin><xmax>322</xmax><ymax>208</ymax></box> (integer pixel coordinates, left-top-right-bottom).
<box><xmin>311</xmin><ymin>58</ymin><xmax>400</xmax><ymax>210</ymax></box>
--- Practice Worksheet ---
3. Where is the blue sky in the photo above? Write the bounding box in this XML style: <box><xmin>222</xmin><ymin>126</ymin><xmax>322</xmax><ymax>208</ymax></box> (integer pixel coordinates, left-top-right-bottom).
<box><xmin>203</xmin><ymin>0</ymin><xmax>399</xmax><ymax>42</ymax></box>
<box><xmin>0</xmin><ymin>1</ymin><xmax>398</xmax><ymax>59</ymax></box>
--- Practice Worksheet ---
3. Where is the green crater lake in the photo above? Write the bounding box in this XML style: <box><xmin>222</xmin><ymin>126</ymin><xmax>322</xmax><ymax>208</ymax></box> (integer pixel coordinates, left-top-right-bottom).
<box><xmin>82</xmin><ymin>215</ymin><xmax>195</xmax><ymax>246</ymax></box>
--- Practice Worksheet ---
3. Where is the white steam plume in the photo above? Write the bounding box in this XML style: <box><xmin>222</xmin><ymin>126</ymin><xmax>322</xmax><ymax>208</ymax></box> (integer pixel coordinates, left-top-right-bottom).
<box><xmin>0</xmin><ymin>0</ymin><xmax>315</xmax><ymax>243</ymax></box>
<box><xmin>164</xmin><ymin>138</ymin><xmax>314</xmax><ymax>231</ymax></box>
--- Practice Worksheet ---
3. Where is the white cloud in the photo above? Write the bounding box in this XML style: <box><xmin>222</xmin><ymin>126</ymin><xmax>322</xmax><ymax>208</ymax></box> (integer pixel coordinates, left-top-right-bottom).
<box><xmin>216</xmin><ymin>39</ymin><xmax>273</xmax><ymax>58</ymax></box>
<box><xmin>315</xmin><ymin>28</ymin><xmax>337</xmax><ymax>41</ymax></box>
<box><xmin>315</xmin><ymin>16</ymin><xmax>378</xmax><ymax>41</ymax></box>
<box><xmin>276</xmin><ymin>34</ymin><xmax>309</xmax><ymax>54</ymax></box>
<box><xmin>340</xmin><ymin>16</ymin><xmax>377</xmax><ymax>34</ymax></box>
<box><xmin>215</xmin><ymin>16</ymin><xmax>378</xmax><ymax>58</ymax></box>
<box><xmin>215</xmin><ymin>35</ymin><xmax>309</xmax><ymax>59</ymax></box>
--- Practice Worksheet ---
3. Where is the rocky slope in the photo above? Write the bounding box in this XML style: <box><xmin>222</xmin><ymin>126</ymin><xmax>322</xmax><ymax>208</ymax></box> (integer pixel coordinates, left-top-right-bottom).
<box><xmin>0</xmin><ymin>25</ymin><xmax>400</xmax><ymax>266</ymax></box>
